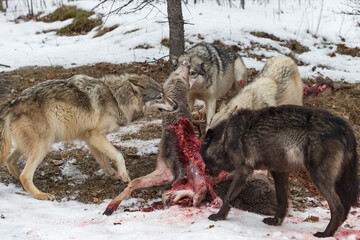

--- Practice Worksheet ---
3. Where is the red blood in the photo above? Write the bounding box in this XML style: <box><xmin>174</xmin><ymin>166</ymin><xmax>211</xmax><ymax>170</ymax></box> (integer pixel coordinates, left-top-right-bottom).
<box><xmin>336</xmin><ymin>229</ymin><xmax>360</xmax><ymax>240</ymax></box>
<box><xmin>303</xmin><ymin>83</ymin><xmax>329</xmax><ymax>96</ymax></box>
<box><xmin>237</xmin><ymin>79</ymin><xmax>246</xmax><ymax>90</ymax></box>
<box><xmin>198</xmin><ymin>111</ymin><xmax>204</xmax><ymax>121</ymax></box>
<box><xmin>166</xmin><ymin>118</ymin><xmax>228</xmax><ymax>207</ymax></box>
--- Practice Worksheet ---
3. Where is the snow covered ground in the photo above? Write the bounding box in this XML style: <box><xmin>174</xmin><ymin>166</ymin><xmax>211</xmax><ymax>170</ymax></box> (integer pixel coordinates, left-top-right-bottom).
<box><xmin>0</xmin><ymin>0</ymin><xmax>359</xmax><ymax>82</ymax></box>
<box><xmin>1</xmin><ymin>120</ymin><xmax>360</xmax><ymax>240</ymax></box>
<box><xmin>0</xmin><ymin>0</ymin><xmax>360</xmax><ymax>239</ymax></box>
<box><xmin>1</xmin><ymin>182</ymin><xmax>360</xmax><ymax>240</ymax></box>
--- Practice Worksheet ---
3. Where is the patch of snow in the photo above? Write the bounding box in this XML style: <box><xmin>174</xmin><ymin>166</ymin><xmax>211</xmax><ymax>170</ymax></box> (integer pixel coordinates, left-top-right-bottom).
<box><xmin>0</xmin><ymin>182</ymin><xmax>359</xmax><ymax>240</ymax></box>
<box><xmin>0</xmin><ymin>0</ymin><xmax>359</xmax><ymax>82</ymax></box>
<box><xmin>60</xmin><ymin>158</ymin><xmax>89</xmax><ymax>184</ymax></box>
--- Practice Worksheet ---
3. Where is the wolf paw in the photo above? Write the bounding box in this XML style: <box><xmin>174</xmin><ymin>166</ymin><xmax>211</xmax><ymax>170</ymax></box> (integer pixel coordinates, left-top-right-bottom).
<box><xmin>34</xmin><ymin>193</ymin><xmax>54</xmax><ymax>201</ymax></box>
<box><xmin>107</xmin><ymin>169</ymin><xmax>121</xmax><ymax>180</ymax></box>
<box><xmin>263</xmin><ymin>217</ymin><xmax>282</xmax><ymax>226</ymax></box>
<box><xmin>120</xmin><ymin>172</ymin><xmax>131</xmax><ymax>183</ymax></box>
<box><xmin>208</xmin><ymin>213</ymin><xmax>226</xmax><ymax>221</ymax></box>
<box><xmin>314</xmin><ymin>231</ymin><xmax>331</xmax><ymax>238</ymax></box>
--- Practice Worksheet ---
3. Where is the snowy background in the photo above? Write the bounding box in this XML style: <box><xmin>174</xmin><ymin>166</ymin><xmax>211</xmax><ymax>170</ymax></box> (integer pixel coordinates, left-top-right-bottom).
<box><xmin>0</xmin><ymin>0</ymin><xmax>360</xmax><ymax>239</ymax></box>
<box><xmin>0</xmin><ymin>0</ymin><xmax>360</xmax><ymax>82</ymax></box>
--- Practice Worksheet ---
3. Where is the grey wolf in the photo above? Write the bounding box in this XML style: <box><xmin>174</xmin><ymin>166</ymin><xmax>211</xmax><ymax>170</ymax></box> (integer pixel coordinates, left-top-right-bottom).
<box><xmin>104</xmin><ymin>62</ymin><xmax>192</xmax><ymax>215</ymax></box>
<box><xmin>171</xmin><ymin>42</ymin><xmax>247</xmax><ymax>127</ymax></box>
<box><xmin>200</xmin><ymin>105</ymin><xmax>359</xmax><ymax>238</ymax></box>
<box><xmin>0</xmin><ymin>73</ymin><xmax>177</xmax><ymax>201</ymax></box>
<box><xmin>210</xmin><ymin>56</ymin><xmax>303</xmax><ymax>128</ymax></box>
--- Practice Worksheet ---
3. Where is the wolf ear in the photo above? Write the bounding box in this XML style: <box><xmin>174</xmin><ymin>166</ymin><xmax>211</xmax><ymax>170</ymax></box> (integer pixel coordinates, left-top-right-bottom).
<box><xmin>201</xmin><ymin>61</ymin><xmax>213</xmax><ymax>72</ymax></box>
<box><xmin>129</xmin><ymin>82</ymin><xmax>142</xmax><ymax>95</ymax></box>
<box><xmin>170</xmin><ymin>55</ymin><xmax>178</xmax><ymax>67</ymax></box>
<box><xmin>218</xmin><ymin>103</ymin><xmax>227</xmax><ymax>112</ymax></box>
<box><xmin>128</xmin><ymin>74</ymin><xmax>153</xmax><ymax>89</ymax></box>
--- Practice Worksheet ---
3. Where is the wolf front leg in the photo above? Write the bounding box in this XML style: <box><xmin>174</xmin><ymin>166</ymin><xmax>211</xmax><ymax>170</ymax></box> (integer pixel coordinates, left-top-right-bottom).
<box><xmin>85</xmin><ymin>129</ymin><xmax>131</xmax><ymax>183</ymax></box>
<box><xmin>208</xmin><ymin>169</ymin><xmax>249</xmax><ymax>221</ymax></box>
<box><xmin>86</xmin><ymin>141</ymin><xmax>119</xmax><ymax>180</ymax></box>
<box><xmin>263</xmin><ymin>171</ymin><xmax>289</xmax><ymax>226</ymax></box>
<box><xmin>103</xmin><ymin>158</ymin><xmax>174</xmax><ymax>216</ymax></box>
<box><xmin>205</xmin><ymin>98</ymin><xmax>216</xmax><ymax>130</ymax></box>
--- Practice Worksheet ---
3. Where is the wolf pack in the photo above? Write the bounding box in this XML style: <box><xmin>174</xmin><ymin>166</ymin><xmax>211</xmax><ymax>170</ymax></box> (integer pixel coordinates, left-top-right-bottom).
<box><xmin>0</xmin><ymin>42</ymin><xmax>358</xmax><ymax>238</ymax></box>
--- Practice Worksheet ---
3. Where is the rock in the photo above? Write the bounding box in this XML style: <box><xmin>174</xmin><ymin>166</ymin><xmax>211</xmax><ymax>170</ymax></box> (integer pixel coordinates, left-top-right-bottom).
<box><xmin>52</xmin><ymin>159</ymin><xmax>64</xmax><ymax>166</ymax></box>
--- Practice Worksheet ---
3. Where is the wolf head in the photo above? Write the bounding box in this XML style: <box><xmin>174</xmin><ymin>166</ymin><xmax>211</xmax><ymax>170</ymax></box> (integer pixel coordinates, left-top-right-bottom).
<box><xmin>172</xmin><ymin>55</ymin><xmax>213</xmax><ymax>92</ymax></box>
<box><xmin>127</xmin><ymin>74</ymin><xmax>178</xmax><ymax>112</ymax></box>
<box><xmin>164</xmin><ymin>61</ymin><xmax>190</xmax><ymax>101</ymax></box>
<box><xmin>200</xmin><ymin>120</ymin><xmax>232</xmax><ymax>176</ymax></box>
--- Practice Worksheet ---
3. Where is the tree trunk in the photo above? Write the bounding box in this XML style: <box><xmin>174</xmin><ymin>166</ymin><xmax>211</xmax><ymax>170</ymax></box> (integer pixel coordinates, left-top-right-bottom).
<box><xmin>167</xmin><ymin>0</ymin><xmax>185</xmax><ymax>69</ymax></box>
<box><xmin>0</xmin><ymin>0</ymin><xmax>3</xmax><ymax>12</ymax></box>
<box><xmin>241</xmin><ymin>0</ymin><xmax>245</xmax><ymax>9</ymax></box>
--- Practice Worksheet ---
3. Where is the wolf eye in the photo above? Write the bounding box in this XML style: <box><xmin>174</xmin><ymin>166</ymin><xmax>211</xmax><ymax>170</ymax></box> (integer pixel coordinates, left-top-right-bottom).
<box><xmin>156</xmin><ymin>94</ymin><xmax>163</xmax><ymax>102</ymax></box>
<box><xmin>190</xmin><ymin>71</ymin><xmax>198</xmax><ymax>77</ymax></box>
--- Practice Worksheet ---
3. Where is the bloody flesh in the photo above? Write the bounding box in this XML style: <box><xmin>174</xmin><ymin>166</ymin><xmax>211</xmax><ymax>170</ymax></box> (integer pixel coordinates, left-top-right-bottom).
<box><xmin>164</xmin><ymin>118</ymin><xmax>227</xmax><ymax>207</ymax></box>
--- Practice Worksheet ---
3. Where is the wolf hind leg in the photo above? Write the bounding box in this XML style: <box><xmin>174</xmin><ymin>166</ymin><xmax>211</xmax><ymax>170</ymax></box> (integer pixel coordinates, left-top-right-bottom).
<box><xmin>263</xmin><ymin>172</ymin><xmax>289</xmax><ymax>226</ymax></box>
<box><xmin>234</xmin><ymin>57</ymin><xmax>247</xmax><ymax>90</ymax></box>
<box><xmin>19</xmin><ymin>142</ymin><xmax>53</xmax><ymax>200</ymax></box>
<box><xmin>85</xmin><ymin>129</ymin><xmax>131</xmax><ymax>183</ymax></box>
<box><xmin>86</xmin><ymin>141</ymin><xmax>119</xmax><ymax>180</ymax></box>
<box><xmin>5</xmin><ymin>148</ymin><xmax>22</xmax><ymax>179</ymax></box>
<box><xmin>310</xmin><ymin>170</ymin><xmax>344</xmax><ymax>238</ymax></box>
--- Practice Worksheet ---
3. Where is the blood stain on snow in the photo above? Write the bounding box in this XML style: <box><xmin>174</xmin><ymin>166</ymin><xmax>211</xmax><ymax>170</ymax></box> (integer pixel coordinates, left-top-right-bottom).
<box><xmin>335</xmin><ymin>229</ymin><xmax>360</xmax><ymax>240</ymax></box>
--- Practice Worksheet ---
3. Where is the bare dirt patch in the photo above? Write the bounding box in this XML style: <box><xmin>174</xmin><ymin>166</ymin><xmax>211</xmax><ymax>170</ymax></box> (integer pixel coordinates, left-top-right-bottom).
<box><xmin>250</xmin><ymin>31</ymin><xmax>310</xmax><ymax>55</ymax></box>
<box><xmin>94</xmin><ymin>24</ymin><xmax>119</xmax><ymax>38</ymax></box>
<box><xmin>336</xmin><ymin>44</ymin><xmax>360</xmax><ymax>58</ymax></box>
<box><xmin>281</xmin><ymin>39</ymin><xmax>310</xmax><ymax>54</ymax></box>
<box><xmin>250</xmin><ymin>31</ymin><xmax>281</xmax><ymax>41</ymax></box>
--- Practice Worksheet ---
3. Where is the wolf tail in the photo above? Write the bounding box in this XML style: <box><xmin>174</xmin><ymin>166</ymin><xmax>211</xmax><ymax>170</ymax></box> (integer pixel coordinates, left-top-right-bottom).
<box><xmin>336</xmin><ymin>129</ymin><xmax>359</xmax><ymax>208</ymax></box>
<box><xmin>0</xmin><ymin>107</ymin><xmax>11</xmax><ymax>166</ymax></box>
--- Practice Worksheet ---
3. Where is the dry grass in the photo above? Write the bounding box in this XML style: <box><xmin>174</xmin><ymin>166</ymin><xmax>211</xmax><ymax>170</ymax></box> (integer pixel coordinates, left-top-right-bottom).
<box><xmin>94</xmin><ymin>24</ymin><xmax>119</xmax><ymax>38</ymax></box>
<box><xmin>57</xmin><ymin>17</ymin><xmax>102</xmax><ymax>36</ymax></box>
<box><xmin>40</xmin><ymin>6</ymin><xmax>93</xmax><ymax>22</ymax></box>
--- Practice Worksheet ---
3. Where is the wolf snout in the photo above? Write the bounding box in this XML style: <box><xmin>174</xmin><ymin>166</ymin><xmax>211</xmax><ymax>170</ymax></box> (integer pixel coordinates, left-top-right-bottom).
<box><xmin>160</xmin><ymin>95</ymin><xmax>178</xmax><ymax>112</ymax></box>
<box><xmin>182</xmin><ymin>61</ymin><xmax>191</xmax><ymax>68</ymax></box>
<box><xmin>175</xmin><ymin>61</ymin><xmax>190</xmax><ymax>79</ymax></box>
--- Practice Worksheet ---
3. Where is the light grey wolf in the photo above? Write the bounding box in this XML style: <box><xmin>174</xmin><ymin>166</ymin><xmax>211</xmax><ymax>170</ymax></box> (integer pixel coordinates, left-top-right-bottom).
<box><xmin>104</xmin><ymin>62</ymin><xmax>192</xmax><ymax>215</ymax></box>
<box><xmin>210</xmin><ymin>56</ymin><xmax>303</xmax><ymax>128</ymax></box>
<box><xmin>0</xmin><ymin>74</ymin><xmax>177</xmax><ymax>201</ymax></box>
<box><xmin>171</xmin><ymin>42</ymin><xmax>247</xmax><ymax>127</ymax></box>
<box><xmin>200</xmin><ymin>105</ymin><xmax>359</xmax><ymax>238</ymax></box>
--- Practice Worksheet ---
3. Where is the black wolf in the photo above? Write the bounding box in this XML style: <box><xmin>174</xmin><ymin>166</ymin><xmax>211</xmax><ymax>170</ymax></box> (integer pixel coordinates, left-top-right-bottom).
<box><xmin>200</xmin><ymin>104</ymin><xmax>359</xmax><ymax>238</ymax></box>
